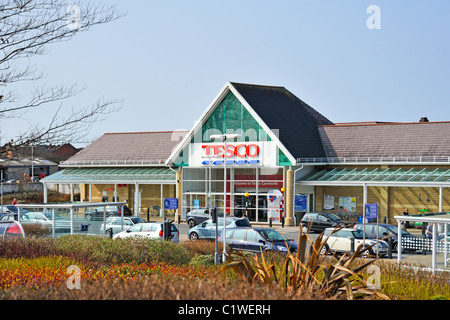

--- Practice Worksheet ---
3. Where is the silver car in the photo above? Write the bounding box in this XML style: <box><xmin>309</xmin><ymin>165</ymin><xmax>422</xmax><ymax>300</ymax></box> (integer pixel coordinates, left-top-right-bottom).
<box><xmin>188</xmin><ymin>217</ymin><xmax>251</xmax><ymax>241</ymax></box>
<box><xmin>113</xmin><ymin>222</ymin><xmax>179</xmax><ymax>242</ymax></box>
<box><xmin>101</xmin><ymin>216</ymin><xmax>145</xmax><ymax>237</ymax></box>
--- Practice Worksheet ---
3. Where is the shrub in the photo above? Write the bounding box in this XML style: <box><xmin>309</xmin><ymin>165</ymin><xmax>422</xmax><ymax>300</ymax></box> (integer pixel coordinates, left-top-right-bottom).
<box><xmin>54</xmin><ymin>235</ymin><xmax>191</xmax><ymax>266</ymax></box>
<box><xmin>189</xmin><ymin>254</ymin><xmax>215</xmax><ymax>267</ymax></box>
<box><xmin>22</xmin><ymin>223</ymin><xmax>51</xmax><ymax>238</ymax></box>
<box><xmin>0</xmin><ymin>237</ymin><xmax>57</xmax><ymax>259</ymax></box>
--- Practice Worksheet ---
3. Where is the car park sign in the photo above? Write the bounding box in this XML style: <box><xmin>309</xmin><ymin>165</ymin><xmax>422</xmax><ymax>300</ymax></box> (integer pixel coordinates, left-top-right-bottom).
<box><xmin>164</xmin><ymin>198</ymin><xmax>178</xmax><ymax>210</ymax></box>
<box><xmin>365</xmin><ymin>203</ymin><xmax>378</xmax><ymax>220</ymax></box>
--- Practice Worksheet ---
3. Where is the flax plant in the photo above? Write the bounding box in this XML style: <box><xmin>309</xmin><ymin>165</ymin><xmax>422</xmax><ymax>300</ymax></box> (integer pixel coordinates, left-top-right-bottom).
<box><xmin>221</xmin><ymin>226</ymin><xmax>390</xmax><ymax>300</ymax></box>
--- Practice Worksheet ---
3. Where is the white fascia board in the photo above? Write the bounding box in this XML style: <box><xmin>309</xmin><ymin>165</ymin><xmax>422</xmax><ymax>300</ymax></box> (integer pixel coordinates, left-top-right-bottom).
<box><xmin>228</xmin><ymin>83</ymin><xmax>297</xmax><ymax>166</ymax></box>
<box><xmin>394</xmin><ymin>215</ymin><xmax>450</xmax><ymax>223</ymax></box>
<box><xmin>165</xmin><ymin>82</ymin><xmax>231</xmax><ymax>166</ymax></box>
<box><xmin>41</xmin><ymin>180</ymin><xmax>176</xmax><ymax>185</ymax></box>
<box><xmin>298</xmin><ymin>181</ymin><xmax>450</xmax><ymax>188</ymax></box>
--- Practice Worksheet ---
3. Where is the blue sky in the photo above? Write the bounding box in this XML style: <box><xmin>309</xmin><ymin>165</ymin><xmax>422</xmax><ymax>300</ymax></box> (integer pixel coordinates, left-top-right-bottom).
<box><xmin>9</xmin><ymin>0</ymin><xmax>450</xmax><ymax>146</ymax></box>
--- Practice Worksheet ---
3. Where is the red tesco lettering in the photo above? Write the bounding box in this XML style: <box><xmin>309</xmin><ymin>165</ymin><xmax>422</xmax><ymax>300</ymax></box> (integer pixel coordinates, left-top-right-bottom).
<box><xmin>202</xmin><ymin>144</ymin><xmax>260</xmax><ymax>158</ymax></box>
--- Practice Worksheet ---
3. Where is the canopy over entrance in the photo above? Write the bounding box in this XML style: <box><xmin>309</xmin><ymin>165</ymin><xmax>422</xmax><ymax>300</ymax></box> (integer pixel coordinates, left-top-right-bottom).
<box><xmin>41</xmin><ymin>167</ymin><xmax>176</xmax><ymax>184</ymax></box>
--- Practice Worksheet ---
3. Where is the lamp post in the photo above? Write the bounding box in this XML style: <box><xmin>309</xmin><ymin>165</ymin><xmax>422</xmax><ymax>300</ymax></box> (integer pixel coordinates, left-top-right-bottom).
<box><xmin>210</xmin><ymin>133</ymin><xmax>241</xmax><ymax>263</ymax></box>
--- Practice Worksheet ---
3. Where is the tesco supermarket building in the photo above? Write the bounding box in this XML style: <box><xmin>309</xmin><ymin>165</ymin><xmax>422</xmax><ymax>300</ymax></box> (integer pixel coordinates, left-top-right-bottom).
<box><xmin>43</xmin><ymin>82</ymin><xmax>450</xmax><ymax>226</ymax></box>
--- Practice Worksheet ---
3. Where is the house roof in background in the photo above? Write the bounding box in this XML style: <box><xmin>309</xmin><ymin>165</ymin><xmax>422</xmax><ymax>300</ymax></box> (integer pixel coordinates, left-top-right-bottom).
<box><xmin>61</xmin><ymin>131</ymin><xmax>188</xmax><ymax>167</ymax></box>
<box><xmin>318</xmin><ymin>121</ymin><xmax>450</xmax><ymax>159</ymax></box>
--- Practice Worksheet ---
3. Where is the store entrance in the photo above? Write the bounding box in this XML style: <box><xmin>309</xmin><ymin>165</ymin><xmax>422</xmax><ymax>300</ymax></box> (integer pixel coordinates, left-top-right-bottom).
<box><xmin>233</xmin><ymin>194</ymin><xmax>268</xmax><ymax>222</ymax></box>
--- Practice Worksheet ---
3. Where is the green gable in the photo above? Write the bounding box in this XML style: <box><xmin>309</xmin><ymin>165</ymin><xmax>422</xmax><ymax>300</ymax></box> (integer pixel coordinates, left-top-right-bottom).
<box><xmin>192</xmin><ymin>91</ymin><xmax>271</xmax><ymax>143</ymax></box>
<box><xmin>173</xmin><ymin>89</ymin><xmax>294</xmax><ymax>167</ymax></box>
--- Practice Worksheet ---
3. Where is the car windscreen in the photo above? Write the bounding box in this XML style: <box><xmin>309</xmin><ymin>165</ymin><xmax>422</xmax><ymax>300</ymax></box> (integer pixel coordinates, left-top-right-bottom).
<box><xmin>326</xmin><ymin>213</ymin><xmax>342</xmax><ymax>221</ymax></box>
<box><xmin>383</xmin><ymin>224</ymin><xmax>411</xmax><ymax>236</ymax></box>
<box><xmin>130</xmin><ymin>217</ymin><xmax>145</xmax><ymax>224</ymax></box>
<box><xmin>260</xmin><ymin>229</ymin><xmax>287</xmax><ymax>242</ymax></box>
<box><xmin>351</xmin><ymin>230</ymin><xmax>365</xmax><ymax>239</ymax></box>
<box><xmin>234</xmin><ymin>219</ymin><xmax>251</xmax><ymax>227</ymax></box>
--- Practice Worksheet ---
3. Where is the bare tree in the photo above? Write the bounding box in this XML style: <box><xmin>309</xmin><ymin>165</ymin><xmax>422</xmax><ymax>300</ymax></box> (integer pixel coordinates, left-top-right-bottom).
<box><xmin>0</xmin><ymin>0</ymin><xmax>124</xmax><ymax>154</ymax></box>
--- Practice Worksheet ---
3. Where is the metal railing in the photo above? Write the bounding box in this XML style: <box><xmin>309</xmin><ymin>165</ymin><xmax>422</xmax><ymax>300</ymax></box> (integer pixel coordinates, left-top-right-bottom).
<box><xmin>297</xmin><ymin>156</ymin><xmax>450</xmax><ymax>164</ymax></box>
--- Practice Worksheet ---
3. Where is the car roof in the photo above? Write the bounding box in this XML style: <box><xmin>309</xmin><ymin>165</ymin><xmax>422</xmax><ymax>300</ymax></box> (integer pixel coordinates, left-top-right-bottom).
<box><xmin>325</xmin><ymin>227</ymin><xmax>357</xmax><ymax>232</ymax></box>
<box><xmin>354</xmin><ymin>223</ymin><xmax>394</xmax><ymax>227</ymax></box>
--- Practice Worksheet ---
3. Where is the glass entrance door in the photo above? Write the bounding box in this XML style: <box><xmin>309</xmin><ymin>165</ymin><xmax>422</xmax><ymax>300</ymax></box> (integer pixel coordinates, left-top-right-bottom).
<box><xmin>233</xmin><ymin>194</ymin><xmax>268</xmax><ymax>222</ymax></box>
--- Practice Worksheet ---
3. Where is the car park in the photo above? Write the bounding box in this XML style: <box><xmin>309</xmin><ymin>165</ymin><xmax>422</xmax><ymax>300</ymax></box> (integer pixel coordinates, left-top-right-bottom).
<box><xmin>218</xmin><ymin>227</ymin><xmax>298</xmax><ymax>254</ymax></box>
<box><xmin>353</xmin><ymin>223</ymin><xmax>417</xmax><ymax>253</ymax></box>
<box><xmin>113</xmin><ymin>222</ymin><xmax>179</xmax><ymax>242</ymax></box>
<box><xmin>186</xmin><ymin>209</ymin><xmax>211</xmax><ymax>228</ymax></box>
<box><xmin>101</xmin><ymin>216</ymin><xmax>145</xmax><ymax>236</ymax></box>
<box><xmin>323</xmin><ymin>228</ymin><xmax>388</xmax><ymax>256</ymax></box>
<box><xmin>300</xmin><ymin>212</ymin><xmax>350</xmax><ymax>233</ymax></box>
<box><xmin>188</xmin><ymin>217</ymin><xmax>250</xmax><ymax>241</ymax></box>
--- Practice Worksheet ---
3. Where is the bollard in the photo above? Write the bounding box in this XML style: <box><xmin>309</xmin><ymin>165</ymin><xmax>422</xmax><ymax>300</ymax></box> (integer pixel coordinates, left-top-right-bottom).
<box><xmin>350</xmin><ymin>238</ymin><xmax>355</xmax><ymax>253</ymax></box>
<box><xmin>387</xmin><ymin>237</ymin><xmax>393</xmax><ymax>259</ymax></box>
<box><xmin>147</xmin><ymin>208</ymin><xmax>150</xmax><ymax>222</ymax></box>
<box><xmin>269</xmin><ymin>218</ymin><xmax>272</xmax><ymax>228</ymax></box>
<box><xmin>281</xmin><ymin>216</ymin><xmax>285</xmax><ymax>228</ymax></box>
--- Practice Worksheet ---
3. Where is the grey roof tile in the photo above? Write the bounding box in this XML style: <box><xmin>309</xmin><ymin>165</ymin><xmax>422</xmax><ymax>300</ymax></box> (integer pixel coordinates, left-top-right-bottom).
<box><xmin>62</xmin><ymin>131</ymin><xmax>188</xmax><ymax>165</ymax></box>
<box><xmin>318</xmin><ymin>122</ymin><xmax>450</xmax><ymax>158</ymax></box>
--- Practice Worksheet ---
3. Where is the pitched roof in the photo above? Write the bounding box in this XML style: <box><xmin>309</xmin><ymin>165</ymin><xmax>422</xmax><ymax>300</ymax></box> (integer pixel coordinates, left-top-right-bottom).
<box><xmin>318</xmin><ymin>121</ymin><xmax>450</xmax><ymax>159</ymax></box>
<box><xmin>230</xmin><ymin>82</ymin><xmax>333</xmax><ymax>159</ymax></box>
<box><xmin>62</xmin><ymin>131</ymin><xmax>188</xmax><ymax>166</ymax></box>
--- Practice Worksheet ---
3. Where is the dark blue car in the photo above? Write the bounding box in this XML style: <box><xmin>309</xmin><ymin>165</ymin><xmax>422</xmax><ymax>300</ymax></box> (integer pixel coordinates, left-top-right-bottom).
<box><xmin>219</xmin><ymin>227</ymin><xmax>298</xmax><ymax>254</ymax></box>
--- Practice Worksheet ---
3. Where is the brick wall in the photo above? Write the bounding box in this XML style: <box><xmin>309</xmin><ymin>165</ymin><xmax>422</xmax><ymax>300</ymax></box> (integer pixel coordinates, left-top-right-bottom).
<box><xmin>80</xmin><ymin>183</ymin><xmax>176</xmax><ymax>218</ymax></box>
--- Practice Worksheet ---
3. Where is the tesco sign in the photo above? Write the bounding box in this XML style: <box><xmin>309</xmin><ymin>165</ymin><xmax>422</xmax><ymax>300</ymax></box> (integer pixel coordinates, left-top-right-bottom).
<box><xmin>190</xmin><ymin>141</ymin><xmax>276</xmax><ymax>167</ymax></box>
<box><xmin>202</xmin><ymin>144</ymin><xmax>260</xmax><ymax>158</ymax></box>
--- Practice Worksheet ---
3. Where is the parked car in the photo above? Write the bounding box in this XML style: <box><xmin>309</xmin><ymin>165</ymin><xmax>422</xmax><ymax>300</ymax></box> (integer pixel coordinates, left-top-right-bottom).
<box><xmin>113</xmin><ymin>222</ymin><xmax>179</xmax><ymax>242</ymax></box>
<box><xmin>186</xmin><ymin>209</ymin><xmax>211</xmax><ymax>228</ymax></box>
<box><xmin>0</xmin><ymin>221</ymin><xmax>25</xmax><ymax>239</ymax></box>
<box><xmin>41</xmin><ymin>211</ymin><xmax>71</xmax><ymax>233</ymax></box>
<box><xmin>188</xmin><ymin>217</ymin><xmax>251</xmax><ymax>241</ymax></box>
<box><xmin>84</xmin><ymin>205</ymin><xmax>132</xmax><ymax>221</ymax></box>
<box><xmin>218</xmin><ymin>227</ymin><xmax>298</xmax><ymax>254</ymax></box>
<box><xmin>101</xmin><ymin>216</ymin><xmax>145</xmax><ymax>237</ymax></box>
<box><xmin>353</xmin><ymin>223</ymin><xmax>417</xmax><ymax>253</ymax></box>
<box><xmin>301</xmin><ymin>212</ymin><xmax>350</xmax><ymax>233</ymax></box>
<box><xmin>323</xmin><ymin>228</ymin><xmax>388</xmax><ymax>256</ymax></box>
<box><xmin>0</xmin><ymin>212</ymin><xmax>52</xmax><ymax>233</ymax></box>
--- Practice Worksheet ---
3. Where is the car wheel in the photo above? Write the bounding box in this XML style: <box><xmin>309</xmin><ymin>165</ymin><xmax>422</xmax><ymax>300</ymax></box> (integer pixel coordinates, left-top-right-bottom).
<box><xmin>189</xmin><ymin>232</ymin><xmax>199</xmax><ymax>241</ymax></box>
<box><xmin>187</xmin><ymin>219</ymin><xmax>196</xmax><ymax>229</ymax></box>
<box><xmin>393</xmin><ymin>243</ymin><xmax>404</xmax><ymax>254</ymax></box>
